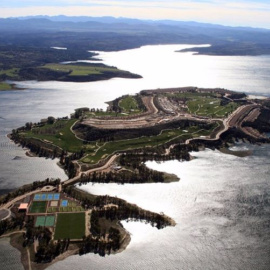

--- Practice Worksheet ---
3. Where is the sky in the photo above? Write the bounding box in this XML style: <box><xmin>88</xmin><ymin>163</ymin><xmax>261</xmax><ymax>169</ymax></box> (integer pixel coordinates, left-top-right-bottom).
<box><xmin>1</xmin><ymin>0</ymin><xmax>270</xmax><ymax>28</ymax></box>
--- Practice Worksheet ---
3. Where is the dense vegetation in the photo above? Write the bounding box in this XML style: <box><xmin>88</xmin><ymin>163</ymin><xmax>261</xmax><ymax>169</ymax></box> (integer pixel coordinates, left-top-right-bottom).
<box><xmin>0</xmin><ymin>178</ymin><xmax>60</xmax><ymax>204</ymax></box>
<box><xmin>243</xmin><ymin>108</ymin><xmax>270</xmax><ymax>133</ymax></box>
<box><xmin>79</xmin><ymin>164</ymin><xmax>167</xmax><ymax>184</ymax></box>
<box><xmin>75</xmin><ymin>119</ymin><xmax>215</xmax><ymax>142</ymax></box>
<box><xmin>0</xmin><ymin>45</ymin><xmax>140</xmax><ymax>86</ymax></box>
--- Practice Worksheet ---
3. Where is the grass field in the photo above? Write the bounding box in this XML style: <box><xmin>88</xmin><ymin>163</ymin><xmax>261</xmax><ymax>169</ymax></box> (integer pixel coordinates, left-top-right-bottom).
<box><xmin>119</xmin><ymin>96</ymin><xmax>141</xmax><ymax>113</ymax></box>
<box><xmin>187</xmin><ymin>98</ymin><xmax>238</xmax><ymax>118</ymax></box>
<box><xmin>0</xmin><ymin>68</ymin><xmax>19</xmax><ymax>78</ymax></box>
<box><xmin>47</xmin><ymin>204</ymin><xmax>84</xmax><ymax>213</ymax></box>
<box><xmin>0</xmin><ymin>82</ymin><xmax>12</xmax><ymax>91</ymax></box>
<box><xmin>43</xmin><ymin>63</ymin><xmax>121</xmax><ymax>76</ymax></box>
<box><xmin>29</xmin><ymin>201</ymin><xmax>47</xmax><ymax>213</ymax></box>
<box><xmin>23</xmin><ymin>119</ymin><xmax>97</xmax><ymax>153</ymax></box>
<box><xmin>54</xmin><ymin>213</ymin><xmax>85</xmax><ymax>240</ymax></box>
<box><xmin>81</xmin><ymin>125</ymin><xmax>217</xmax><ymax>164</ymax></box>
<box><xmin>167</xmin><ymin>92</ymin><xmax>239</xmax><ymax>118</ymax></box>
<box><xmin>47</xmin><ymin>207</ymin><xmax>58</xmax><ymax>213</ymax></box>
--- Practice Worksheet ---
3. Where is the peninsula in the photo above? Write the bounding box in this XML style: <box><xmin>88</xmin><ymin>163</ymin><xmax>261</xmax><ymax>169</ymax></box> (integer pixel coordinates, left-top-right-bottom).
<box><xmin>1</xmin><ymin>87</ymin><xmax>270</xmax><ymax>270</ymax></box>
<box><xmin>0</xmin><ymin>46</ymin><xmax>141</xmax><ymax>90</ymax></box>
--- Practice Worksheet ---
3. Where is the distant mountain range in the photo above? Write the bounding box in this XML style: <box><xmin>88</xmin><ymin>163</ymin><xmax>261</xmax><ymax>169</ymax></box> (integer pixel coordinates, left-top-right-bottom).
<box><xmin>13</xmin><ymin>15</ymin><xmax>270</xmax><ymax>31</ymax></box>
<box><xmin>0</xmin><ymin>15</ymin><xmax>270</xmax><ymax>55</ymax></box>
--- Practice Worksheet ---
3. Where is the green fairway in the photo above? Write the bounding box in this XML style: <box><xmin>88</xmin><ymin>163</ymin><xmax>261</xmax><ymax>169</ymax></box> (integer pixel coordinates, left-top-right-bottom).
<box><xmin>29</xmin><ymin>201</ymin><xmax>47</xmax><ymax>213</ymax></box>
<box><xmin>187</xmin><ymin>98</ymin><xmax>238</xmax><ymax>117</ymax></box>
<box><xmin>43</xmin><ymin>63</ymin><xmax>121</xmax><ymax>76</ymax></box>
<box><xmin>54</xmin><ymin>213</ymin><xmax>85</xmax><ymax>240</ymax></box>
<box><xmin>119</xmin><ymin>96</ymin><xmax>141</xmax><ymax>113</ymax></box>
<box><xmin>166</xmin><ymin>92</ymin><xmax>239</xmax><ymax>118</ymax></box>
<box><xmin>0</xmin><ymin>68</ymin><xmax>19</xmax><ymax>79</ymax></box>
<box><xmin>81</xmin><ymin>125</ymin><xmax>217</xmax><ymax>164</ymax></box>
<box><xmin>23</xmin><ymin>119</ymin><xmax>96</xmax><ymax>153</ymax></box>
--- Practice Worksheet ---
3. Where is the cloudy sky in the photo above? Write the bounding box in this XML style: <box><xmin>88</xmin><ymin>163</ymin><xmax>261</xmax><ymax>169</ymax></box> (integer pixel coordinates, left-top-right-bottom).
<box><xmin>1</xmin><ymin>0</ymin><xmax>270</xmax><ymax>28</ymax></box>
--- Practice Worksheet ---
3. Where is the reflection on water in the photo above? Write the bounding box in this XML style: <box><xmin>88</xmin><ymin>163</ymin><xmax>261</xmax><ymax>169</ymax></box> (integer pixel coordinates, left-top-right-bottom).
<box><xmin>1</xmin><ymin>45</ymin><xmax>270</xmax><ymax>269</ymax></box>
<box><xmin>48</xmin><ymin>145</ymin><xmax>270</xmax><ymax>270</ymax></box>
<box><xmin>0</xmin><ymin>127</ymin><xmax>67</xmax><ymax>189</ymax></box>
<box><xmin>1</xmin><ymin>44</ymin><xmax>269</xmax><ymax>191</ymax></box>
<box><xmin>0</xmin><ymin>238</ymin><xmax>24</xmax><ymax>270</ymax></box>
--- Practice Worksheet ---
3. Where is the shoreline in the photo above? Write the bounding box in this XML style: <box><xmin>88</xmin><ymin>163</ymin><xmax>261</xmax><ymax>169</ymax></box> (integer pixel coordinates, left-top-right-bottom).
<box><xmin>2</xmin><ymin>86</ymin><xmax>270</xmax><ymax>269</ymax></box>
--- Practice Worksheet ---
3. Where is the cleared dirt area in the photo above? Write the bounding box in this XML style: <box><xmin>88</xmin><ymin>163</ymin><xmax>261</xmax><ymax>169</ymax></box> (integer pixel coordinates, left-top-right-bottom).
<box><xmin>81</xmin><ymin>95</ymin><xmax>210</xmax><ymax>130</ymax></box>
<box><xmin>82</xmin><ymin>96</ymin><xmax>164</xmax><ymax>129</ymax></box>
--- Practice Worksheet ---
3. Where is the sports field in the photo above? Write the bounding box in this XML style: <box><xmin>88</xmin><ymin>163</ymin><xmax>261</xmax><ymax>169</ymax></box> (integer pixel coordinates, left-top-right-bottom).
<box><xmin>29</xmin><ymin>201</ymin><xmax>47</xmax><ymax>213</ymax></box>
<box><xmin>45</xmin><ymin>216</ymin><xmax>55</xmax><ymax>226</ymax></box>
<box><xmin>34</xmin><ymin>216</ymin><xmax>55</xmax><ymax>227</ymax></box>
<box><xmin>33</xmin><ymin>193</ymin><xmax>60</xmax><ymax>201</ymax></box>
<box><xmin>54</xmin><ymin>212</ymin><xmax>85</xmax><ymax>240</ymax></box>
<box><xmin>35</xmin><ymin>216</ymin><xmax>45</xmax><ymax>227</ymax></box>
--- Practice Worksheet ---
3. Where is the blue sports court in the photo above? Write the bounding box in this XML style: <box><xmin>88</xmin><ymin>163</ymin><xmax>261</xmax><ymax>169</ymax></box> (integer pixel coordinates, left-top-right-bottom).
<box><xmin>33</xmin><ymin>193</ymin><xmax>60</xmax><ymax>201</ymax></box>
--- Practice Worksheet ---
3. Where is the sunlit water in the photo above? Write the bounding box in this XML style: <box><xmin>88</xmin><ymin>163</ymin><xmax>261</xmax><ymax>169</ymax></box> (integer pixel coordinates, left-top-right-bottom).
<box><xmin>0</xmin><ymin>238</ymin><xmax>23</xmax><ymax>270</ymax></box>
<box><xmin>50</xmin><ymin>144</ymin><xmax>270</xmax><ymax>270</ymax></box>
<box><xmin>0</xmin><ymin>44</ymin><xmax>270</xmax><ymax>269</ymax></box>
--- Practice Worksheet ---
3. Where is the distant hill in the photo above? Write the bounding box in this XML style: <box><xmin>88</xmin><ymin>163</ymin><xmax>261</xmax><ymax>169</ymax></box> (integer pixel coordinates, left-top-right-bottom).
<box><xmin>0</xmin><ymin>16</ymin><xmax>270</xmax><ymax>55</ymax></box>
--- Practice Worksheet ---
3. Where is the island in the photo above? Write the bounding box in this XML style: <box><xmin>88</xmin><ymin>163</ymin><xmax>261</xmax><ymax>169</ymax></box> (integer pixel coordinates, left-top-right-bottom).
<box><xmin>0</xmin><ymin>46</ymin><xmax>141</xmax><ymax>90</ymax></box>
<box><xmin>1</xmin><ymin>87</ymin><xmax>270</xmax><ymax>270</ymax></box>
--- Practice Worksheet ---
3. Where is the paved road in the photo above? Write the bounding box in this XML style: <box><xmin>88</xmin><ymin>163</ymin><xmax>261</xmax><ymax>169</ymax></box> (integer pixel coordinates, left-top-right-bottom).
<box><xmin>1</xmin><ymin>105</ymin><xmax>263</xmax><ymax>213</ymax></box>
<box><xmin>63</xmin><ymin>154</ymin><xmax>120</xmax><ymax>186</ymax></box>
<box><xmin>0</xmin><ymin>209</ymin><xmax>11</xmax><ymax>221</ymax></box>
<box><xmin>185</xmin><ymin>104</ymin><xmax>254</xmax><ymax>145</ymax></box>
<box><xmin>0</xmin><ymin>189</ymin><xmax>41</xmax><ymax>211</ymax></box>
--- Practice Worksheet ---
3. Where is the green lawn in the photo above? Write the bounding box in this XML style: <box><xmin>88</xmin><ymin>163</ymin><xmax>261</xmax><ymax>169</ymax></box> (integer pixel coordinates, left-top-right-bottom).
<box><xmin>54</xmin><ymin>213</ymin><xmax>85</xmax><ymax>240</ymax></box>
<box><xmin>29</xmin><ymin>201</ymin><xmax>47</xmax><ymax>214</ymax></box>
<box><xmin>167</xmin><ymin>92</ymin><xmax>218</xmax><ymax>100</ymax></box>
<box><xmin>166</xmin><ymin>92</ymin><xmax>238</xmax><ymax>118</ymax></box>
<box><xmin>47</xmin><ymin>207</ymin><xmax>58</xmax><ymax>213</ymax></box>
<box><xmin>43</xmin><ymin>63</ymin><xmax>120</xmax><ymax>77</ymax></box>
<box><xmin>187</xmin><ymin>98</ymin><xmax>238</xmax><ymax>118</ymax></box>
<box><xmin>0</xmin><ymin>68</ymin><xmax>19</xmax><ymax>78</ymax></box>
<box><xmin>119</xmin><ymin>96</ymin><xmax>141</xmax><ymax>113</ymax></box>
<box><xmin>86</xmin><ymin>111</ymin><xmax>119</xmax><ymax>117</ymax></box>
<box><xmin>23</xmin><ymin>119</ymin><xmax>96</xmax><ymax>153</ymax></box>
<box><xmin>0</xmin><ymin>82</ymin><xmax>12</xmax><ymax>91</ymax></box>
<box><xmin>81</xmin><ymin>125</ymin><xmax>217</xmax><ymax>164</ymax></box>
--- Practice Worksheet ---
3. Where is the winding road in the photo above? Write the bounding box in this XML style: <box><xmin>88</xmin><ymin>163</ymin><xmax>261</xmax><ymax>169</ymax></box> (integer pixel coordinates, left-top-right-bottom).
<box><xmin>0</xmin><ymin>104</ymin><xmax>263</xmax><ymax>214</ymax></box>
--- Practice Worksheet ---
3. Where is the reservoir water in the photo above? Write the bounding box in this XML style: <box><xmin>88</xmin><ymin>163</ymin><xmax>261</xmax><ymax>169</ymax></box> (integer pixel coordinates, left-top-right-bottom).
<box><xmin>0</xmin><ymin>44</ymin><xmax>270</xmax><ymax>269</ymax></box>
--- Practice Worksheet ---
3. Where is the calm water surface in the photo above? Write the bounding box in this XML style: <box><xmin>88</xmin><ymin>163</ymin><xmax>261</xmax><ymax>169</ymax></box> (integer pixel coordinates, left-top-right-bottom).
<box><xmin>51</xmin><ymin>144</ymin><xmax>270</xmax><ymax>270</ymax></box>
<box><xmin>0</xmin><ymin>238</ymin><xmax>24</xmax><ymax>270</ymax></box>
<box><xmin>0</xmin><ymin>44</ymin><xmax>270</xmax><ymax>269</ymax></box>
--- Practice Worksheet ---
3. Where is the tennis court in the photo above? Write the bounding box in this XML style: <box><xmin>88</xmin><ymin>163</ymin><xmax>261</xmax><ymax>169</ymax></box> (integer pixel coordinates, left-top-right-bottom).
<box><xmin>35</xmin><ymin>216</ymin><xmax>46</xmax><ymax>227</ymax></box>
<box><xmin>47</xmin><ymin>194</ymin><xmax>53</xmax><ymax>200</ymax></box>
<box><xmin>29</xmin><ymin>201</ymin><xmax>47</xmax><ymax>213</ymax></box>
<box><xmin>53</xmin><ymin>194</ymin><xmax>60</xmax><ymax>200</ymax></box>
<box><xmin>50</xmin><ymin>201</ymin><xmax>58</xmax><ymax>207</ymax></box>
<box><xmin>45</xmin><ymin>216</ymin><xmax>55</xmax><ymax>226</ymax></box>
<box><xmin>35</xmin><ymin>216</ymin><xmax>55</xmax><ymax>227</ymax></box>
<box><xmin>33</xmin><ymin>193</ymin><xmax>60</xmax><ymax>201</ymax></box>
<box><xmin>61</xmin><ymin>200</ymin><xmax>68</xmax><ymax>207</ymax></box>
<box><xmin>34</xmin><ymin>194</ymin><xmax>41</xmax><ymax>201</ymax></box>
